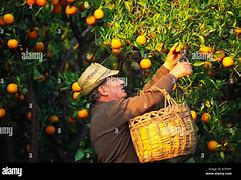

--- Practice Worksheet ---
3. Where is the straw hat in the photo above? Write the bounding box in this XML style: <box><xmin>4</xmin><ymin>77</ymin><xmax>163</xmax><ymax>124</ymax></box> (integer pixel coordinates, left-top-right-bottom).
<box><xmin>77</xmin><ymin>63</ymin><xmax>119</xmax><ymax>95</ymax></box>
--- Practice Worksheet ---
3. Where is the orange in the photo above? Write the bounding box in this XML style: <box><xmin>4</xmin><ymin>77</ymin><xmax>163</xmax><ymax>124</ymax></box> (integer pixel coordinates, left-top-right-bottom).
<box><xmin>45</xmin><ymin>125</ymin><xmax>56</xmax><ymax>135</ymax></box>
<box><xmin>52</xmin><ymin>0</ymin><xmax>59</xmax><ymax>5</ymax></box>
<box><xmin>222</xmin><ymin>57</ymin><xmax>234</xmax><ymax>68</ymax></box>
<box><xmin>201</xmin><ymin>112</ymin><xmax>211</xmax><ymax>123</ymax></box>
<box><xmin>53</xmin><ymin>4</ymin><xmax>62</xmax><ymax>14</ymax></box>
<box><xmin>72</xmin><ymin>82</ymin><xmax>81</xmax><ymax>92</ymax></box>
<box><xmin>207</xmin><ymin>140</ymin><xmax>218</xmax><ymax>151</ymax></box>
<box><xmin>94</xmin><ymin>9</ymin><xmax>104</xmax><ymax>20</ymax></box>
<box><xmin>136</xmin><ymin>35</ymin><xmax>146</xmax><ymax>45</ymax></box>
<box><xmin>16</xmin><ymin>93</ymin><xmax>25</xmax><ymax>101</ymax></box>
<box><xmin>112</xmin><ymin>48</ymin><xmax>121</xmax><ymax>55</ymax></box>
<box><xmin>35</xmin><ymin>42</ymin><xmax>44</xmax><ymax>51</ymax></box>
<box><xmin>7</xmin><ymin>39</ymin><xmax>19</xmax><ymax>49</ymax></box>
<box><xmin>172</xmin><ymin>83</ymin><xmax>177</xmax><ymax>91</ymax></box>
<box><xmin>111</xmin><ymin>38</ymin><xmax>122</xmax><ymax>49</ymax></box>
<box><xmin>26</xmin><ymin>111</ymin><xmax>32</xmax><ymax>121</ymax></box>
<box><xmin>234</xmin><ymin>27</ymin><xmax>241</xmax><ymax>36</ymax></box>
<box><xmin>7</xmin><ymin>83</ymin><xmax>18</xmax><ymax>94</ymax></box>
<box><xmin>65</xmin><ymin>5</ymin><xmax>77</xmax><ymax>15</ymax></box>
<box><xmin>86</xmin><ymin>15</ymin><xmax>96</xmax><ymax>26</ymax></box>
<box><xmin>48</xmin><ymin>115</ymin><xmax>59</xmax><ymax>123</ymax></box>
<box><xmin>27</xmin><ymin>29</ymin><xmax>38</xmax><ymax>39</ymax></box>
<box><xmin>199</xmin><ymin>46</ymin><xmax>214</xmax><ymax>54</ymax></box>
<box><xmin>140</xmin><ymin>58</ymin><xmax>152</xmax><ymax>69</ymax></box>
<box><xmin>36</xmin><ymin>0</ymin><xmax>47</xmax><ymax>7</ymax></box>
<box><xmin>26</xmin><ymin>0</ymin><xmax>36</xmax><ymax>5</ymax></box>
<box><xmin>72</xmin><ymin>92</ymin><xmax>80</xmax><ymax>100</ymax></box>
<box><xmin>0</xmin><ymin>18</ymin><xmax>5</xmax><ymax>26</ymax></box>
<box><xmin>68</xmin><ymin>117</ymin><xmax>76</xmax><ymax>124</ymax></box>
<box><xmin>77</xmin><ymin>109</ymin><xmax>89</xmax><ymax>119</ymax></box>
<box><xmin>3</xmin><ymin>13</ymin><xmax>14</xmax><ymax>25</ymax></box>
<box><xmin>0</xmin><ymin>108</ymin><xmax>6</xmax><ymax>118</ymax></box>
<box><xmin>203</xmin><ymin>61</ymin><xmax>212</xmax><ymax>70</ymax></box>
<box><xmin>213</xmin><ymin>50</ymin><xmax>225</xmax><ymax>61</ymax></box>
<box><xmin>191</xmin><ymin>110</ymin><xmax>197</xmax><ymax>121</ymax></box>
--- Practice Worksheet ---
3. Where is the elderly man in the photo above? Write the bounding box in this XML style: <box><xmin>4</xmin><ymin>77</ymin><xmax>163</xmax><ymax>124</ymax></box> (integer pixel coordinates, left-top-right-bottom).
<box><xmin>77</xmin><ymin>45</ymin><xmax>192</xmax><ymax>163</ymax></box>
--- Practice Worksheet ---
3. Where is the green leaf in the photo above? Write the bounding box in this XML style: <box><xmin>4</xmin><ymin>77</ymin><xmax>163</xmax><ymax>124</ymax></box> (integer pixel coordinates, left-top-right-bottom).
<box><xmin>199</xmin><ymin>35</ymin><xmax>205</xmax><ymax>45</ymax></box>
<box><xmin>193</xmin><ymin>61</ymin><xmax>204</xmax><ymax>66</ymax></box>
<box><xmin>220</xmin><ymin>152</ymin><xmax>225</xmax><ymax>160</ymax></box>
<box><xmin>185</xmin><ymin>157</ymin><xmax>196</xmax><ymax>163</ymax></box>
<box><xmin>75</xmin><ymin>149</ymin><xmax>85</xmax><ymax>161</ymax></box>
<box><xmin>124</xmin><ymin>1</ymin><xmax>131</xmax><ymax>13</ymax></box>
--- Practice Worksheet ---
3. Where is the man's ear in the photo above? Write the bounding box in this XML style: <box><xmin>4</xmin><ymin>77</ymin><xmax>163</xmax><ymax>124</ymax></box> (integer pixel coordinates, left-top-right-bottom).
<box><xmin>98</xmin><ymin>85</ymin><xmax>109</xmax><ymax>96</ymax></box>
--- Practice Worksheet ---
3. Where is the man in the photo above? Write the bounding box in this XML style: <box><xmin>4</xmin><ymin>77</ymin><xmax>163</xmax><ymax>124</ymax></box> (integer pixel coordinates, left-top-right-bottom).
<box><xmin>77</xmin><ymin>45</ymin><xmax>192</xmax><ymax>163</ymax></box>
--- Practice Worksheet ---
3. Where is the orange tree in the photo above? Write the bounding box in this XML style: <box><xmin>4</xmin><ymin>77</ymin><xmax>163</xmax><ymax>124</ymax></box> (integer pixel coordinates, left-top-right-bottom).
<box><xmin>0</xmin><ymin>0</ymin><xmax>241</xmax><ymax>163</ymax></box>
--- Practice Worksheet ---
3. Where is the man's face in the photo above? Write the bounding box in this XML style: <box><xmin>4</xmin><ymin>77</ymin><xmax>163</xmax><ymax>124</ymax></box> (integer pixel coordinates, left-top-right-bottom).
<box><xmin>100</xmin><ymin>76</ymin><xmax>127</xmax><ymax>100</ymax></box>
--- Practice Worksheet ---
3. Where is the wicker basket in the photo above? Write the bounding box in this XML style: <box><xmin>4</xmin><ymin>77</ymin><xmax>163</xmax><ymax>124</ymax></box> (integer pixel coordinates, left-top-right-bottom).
<box><xmin>129</xmin><ymin>87</ymin><xmax>197</xmax><ymax>163</ymax></box>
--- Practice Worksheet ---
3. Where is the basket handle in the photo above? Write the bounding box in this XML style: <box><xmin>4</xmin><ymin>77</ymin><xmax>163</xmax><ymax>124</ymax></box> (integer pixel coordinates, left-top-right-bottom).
<box><xmin>142</xmin><ymin>86</ymin><xmax>177</xmax><ymax>107</ymax></box>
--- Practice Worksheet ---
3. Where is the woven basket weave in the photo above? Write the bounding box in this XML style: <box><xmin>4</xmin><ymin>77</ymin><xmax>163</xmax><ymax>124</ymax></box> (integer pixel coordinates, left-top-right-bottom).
<box><xmin>129</xmin><ymin>87</ymin><xmax>197</xmax><ymax>163</ymax></box>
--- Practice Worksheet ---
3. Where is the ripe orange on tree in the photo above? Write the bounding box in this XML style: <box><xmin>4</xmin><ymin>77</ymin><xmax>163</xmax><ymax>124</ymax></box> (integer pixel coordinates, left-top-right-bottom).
<box><xmin>140</xmin><ymin>58</ymin><xmax>152</xmax><ymax>69</ymax></box>
<box><xmin>207</xmin><ymin>140</ymin><xmax>218</xmax><ymax>151</ymax></box>
<box><xmin>0</xmin><ymin>18</ymin><xmax>5</xmax><ymax>26</ymax></box>
<box><xmin>35</xmin><ymin>42</ymin><xmax>44</xmax><ymax>51</ymax></box>
<box><xmin>0</xmin><ymin>108</ymin><xmax>6</xmax><ymax>118</ymax></box>
<box><xmin>213</xmin><ymin>50</ymin><xmax>225</xmax><ymax>61</ymax></box>
<box><xmin>72</xmin><ymin>82</ymin><xmax>81</xmax><ymax>92</ymax></box>
<box><xmin>36</xmin><ymin>0</ymin><xmax>47</xmax><ymax>7</ymax></box>
<box><xmin>68</xmin><ymin>117</ymin><xmax>76</xmax><ymax>124</ymax></box>
<box><xmin>191</xmin><ymin>110</ymin><xmax>197</xmax><ymax>120</ymax></box>
<box><xmin>7</xmin><ymin>39</ymin><xmax>18</xmax><ymax>49</ymax></box>
<box><xmin>53</xmin><ymin>5</ymin><xmax>62</xmax><ymax>14</ymax></box>
<box><xmin>111</xmin><ymin>38</ymin><xmax>122</xmax><ymax>49</ymax></box>
<box><xmin>26</xmin><ymin>0</ymin><xmax>36</xmax><ymax>5</ymax></box>
<box><xmin>77</xmin><ymin>109</ymin><xmax>89</xmax><ymax>119</ymax></box>
<box><xmin>199</xmin><ymin>46</ymin><xmax>214</xmax><ymax>54</ymax></box>
<box><xmin>7</xmin><ymin>83</ymin><xmax>18</xmax><ymax>94</ymax></box>
<box><xmin>222</xmin><ymin>57</ymin><xmax>234</xmax><ymax>68</ymax></box>
<box><xmin>112</xmin><ymin>48</ymin><xmax>121</xmax><ymax>55</ymax></box>
<box><xmin>52</xmin><ymin>0</ymin><xmax>59</xmax><ymax>5</ymax></box>
<box><xmin>72</xmin><ymin>92</ymin><xmax>80</xmax><ymax>100</ymax></box>
<box><xmin>27</xmin><ymin>29</ymin><xmax>38</xmax><ymax>39</ymax></box>
<box><xmin>86</xmin><ymin>15</ymin><xmax>96</xmax><ymax>26</ymax></box>
<box><xmin>45</xmin><ymin>125</ymin><xmax>56</xmax><ymax>135</ymax></box>
<box><xmin>26</xmin><ymin>111</ymin><xmax>32</xmax><ymax>121</ymax></box>
<box><xmin>234</xmin><ymin>27</ymin><xmax>241</xmax><ymax>36</ymax></box>
<box><xmin>94</xmin><ymin>9</ymin><xmax>104</xmax><ymax>20</ymax></box>
<box><xmin>65</xmin><ymin>5</ymin><xmax>77</xmax><ymax>15</ymax></box>
<box><xmin>3</xmin><ymin>13</ymin><xmax>14</xmax><ymax>25</ymax></box>
<box><xmin>201</xmin><ymin>112</ymin><xmax>211</xmax><ymax>123</ymax></box>
<box><xmin>136</xmin><ymin>35</ymin><xmax>146</xmax><ymax>46</ymax></box>
<box><xmin>48</xmin><ymin>115</ymin><xmax>59</xmax><ymax>123</ymax></box>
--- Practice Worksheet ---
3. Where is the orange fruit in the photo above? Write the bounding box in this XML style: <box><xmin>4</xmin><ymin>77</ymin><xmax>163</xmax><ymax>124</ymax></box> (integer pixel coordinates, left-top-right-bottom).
<box><xmin>65</xmin><ymin>5</ymin><xmax>77</xmax><ymax>15</ymax></box>
<box><xmin>7</xmin><ymin>83</ymin><xmax>18</xmax><ymax>94</ymax></box>
<box><xmin>7</xmin><ymin>39</ymin><xmax>18</xmax><ymax>49</ymax></box>
<box><xmin>77</xmin><ymin>109</ymin><xmax>89</xmax><ymax>119</ymax></box>
<box><xmin>0</xmin><ymin>18</ymin><xmax>5</xmax><ymax>26</ymax></box>
<box><xmin>86</xmin><ymin>15</ymin><xmax>96</xmax><ymax>26</ymax></box>
<box><xmin>68</xmin><ymin>117</ymin><xmax>76</xmax><ymax>124</ymax></box>
<box><xmin>72</xmin><ymin>92</ymin><xmax>80</xmax><ymax>100</ymax></box>
<box><xmin>201</xmin><ymin>112</ymin><xmax>211</xmax><ymax>123</ymax></box>
<box><xmin>234</xmin><ymin>27</ymin><xmax>241</xmax><ymax>36</ymax></box>
<box><xmin>0</xmin><ymin>108</ymin><xmax>6</xmax><ymax>118</ymax></box>
<box><xmin>53</xmin><ymin>4</ymin><xmax>62</xmax><ymax>14</ymax></box>
<box><xmin>3</xmin><ymin>13</ymin><xmax>14</xmax><ymax>25</ymax></box>
<box><xmin>213</xmin><ymin>50</ymin><xmax>225</xmax><ymax>61</ymax></box>
<box><xmin>35</xmin><ymin>42</ymin><xmax>44</xmax><ymax>51</ymax></box>
<box><xmin>111</xmin><ymin>38</ymin><xmax>122</xmax><ymax>49</ymax></box>
<box><xmin>48</xmin><ymin>115</ymin><xmax>59</xmax><ymax>123</ymax></box>
<box><xmin>27</xmin><ymin>29</ymin><xmax>38</xmax><ymax>39</ymax></box>
<box><xmin>136</xmin><ymin>35</ymin><xmax>146</xmax><ymax>46</ymax></box>
<box><xmin>203</xmin><ymin>61</ymin><xmax>212</xmax><ymax>70</ymax></box>
<box><xmin>36</xmin><ymin>0</ymin><xmax>47</xmax><ymax>7</ymax></box>
<box><xmin>199</xmin><ymin>46</ymin><xmax>214</xmax><ymax>54</ymax></box>
<box><xmin>140</xmin><ymin>58</ymin><xmax>152</xmax><ymax>69</ymax></box>
<box><xmin>52</xmin><ymin>0</ymin><xmax>59</xmax><ymax>5</ymax></box>
<box><xmin>45</xmin><ymin>125</ymin><xmax>56</xmax><ymax>135</ymax></box>
<box><xmin>191</xmin><ymin>110</ymin><xmax>197</xmax><ymax>120</ymax></box>
<box><xmin>222</xmin><ymin>57</ymin><xmax>234</xmax><ymax>68</ymax></box>
<box><xmin>207</xmin><ymin>140</ymin><xmax>218</xmax><ymax>151</ymax></box>
<box><xmin>112</xmin><ymin>48</ymin><xmax>121</xmax><ymax>55</ymax></box>
<box><xmin>26</xmin><ymin>0</ymin><xmax>36</xmax><ymax>5</ymax></box>
<box><xmin>94</xmin><ymin>9</ymin><xmax>104</xmax><ymax>20</ymax></box>
<box><xmin>16</xmin><ymin>93</ymin><xmax>25</xmax><ymax>101</ymax></box>
<box><xmin>72</xmin><ymin>82</ymin><xmax>81</xmax><ymax>92</ymax></box>
<box><xmin>26</xmin><ymin>111</ymin><xmax>32</xmax><ymax>121</ymax></box>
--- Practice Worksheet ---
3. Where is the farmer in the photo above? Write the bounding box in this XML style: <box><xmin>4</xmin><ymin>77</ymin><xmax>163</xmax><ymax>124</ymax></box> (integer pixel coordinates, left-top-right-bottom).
<box><xmin>77</xmin><ymin>45</ymin><xmax>192</xmax><ymax>163</ymax></box>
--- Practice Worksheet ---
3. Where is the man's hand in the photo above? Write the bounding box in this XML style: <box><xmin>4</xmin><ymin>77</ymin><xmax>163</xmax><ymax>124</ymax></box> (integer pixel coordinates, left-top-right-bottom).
<box><xmin>163</xmin><ymin>43</ymin><xmax>183</xmax><ymax>70</ymax></box>
<box><xmin>169</xmin><ymin>62</ymin><xmax>193</xmax><ymax>79</ymax></box>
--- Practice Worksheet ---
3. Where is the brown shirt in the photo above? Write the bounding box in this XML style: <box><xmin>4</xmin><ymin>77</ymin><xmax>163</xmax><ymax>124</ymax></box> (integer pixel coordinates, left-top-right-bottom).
<box><xmin>90</xmin><ymin>66</ymin><xmax>177</xmax><ymax>163</ymax></box>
